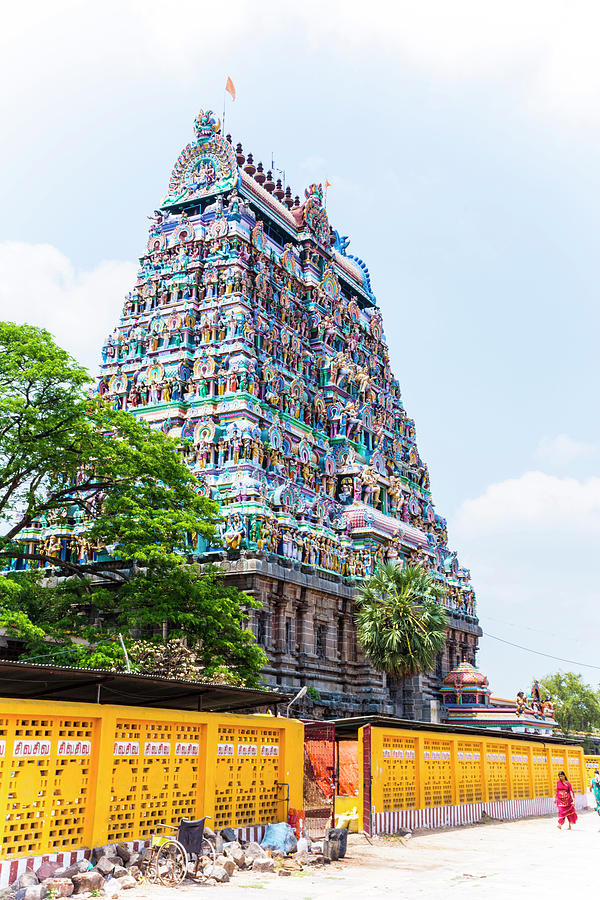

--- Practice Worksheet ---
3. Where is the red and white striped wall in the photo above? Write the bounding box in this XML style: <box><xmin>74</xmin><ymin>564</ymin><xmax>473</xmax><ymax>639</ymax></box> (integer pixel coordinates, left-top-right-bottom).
<box><xmin>372</xmin><ymin>793</ymin><xmax>587</xmax><ymax>834</ymax></box>
<box><xmin>0</xmin><ymin>841</ymin><xmax>149</xmax><ymax>889</ymax></box>
<box><xmin>0</xmin><ymin>827</ymin><xmax>267</xmax><ymax>889</ymax></box>
<box><xmin>231</xmin><ymin>824</ymin><xmax>266</xmax><ymax>843</ymax></box>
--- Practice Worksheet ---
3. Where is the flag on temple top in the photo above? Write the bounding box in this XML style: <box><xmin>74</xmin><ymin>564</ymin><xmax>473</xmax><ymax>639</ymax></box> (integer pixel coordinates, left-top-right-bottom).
<box><xmin>325</xmin><ymin>179</ymin><xmax>332</xmax><ymax>188</ymax></box>
<box><xmin>225</xmin><ymin>77</ymin><xmax>236</xmax><ymax>101</ymax></box>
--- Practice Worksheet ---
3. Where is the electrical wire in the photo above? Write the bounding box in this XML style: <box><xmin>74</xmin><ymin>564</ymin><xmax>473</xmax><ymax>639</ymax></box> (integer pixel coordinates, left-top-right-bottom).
<box><xmin>486</xmin><ymin>633</ymin><xmax>600</xmax><ymax>671</ymax></box>
<box><xmin>12</xmin><ymin>629</ymin><xmax>600</xmax><ymax>674</ymax></box>
<box><xmin>482</xmin><ymin>614</ymin><xmax>571</xmax><ymax>642</ymax></box>
<box><xmin>16</xmin><ymin>646</ymin><xmax>90</xmax><ymax>663</ymax></box>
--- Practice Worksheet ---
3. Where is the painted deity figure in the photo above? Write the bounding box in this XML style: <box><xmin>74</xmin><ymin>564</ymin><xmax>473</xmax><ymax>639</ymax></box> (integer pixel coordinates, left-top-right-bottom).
<box><xmin>75</xmin><ymin>538</ymin><xmax>92</xmax><ymax>564</ymax></box>
<box><xmin>354</xmin><ymin>367</ymin><xmax>370</xmax><ymax>397</ymax></box>
<box><xmin>343</xmin><ymin>400</ymin><xmax>361</xmax><ymax>440</ymax></box>
<box><xmin>223</xmin><ymin>514</ymin><xmax>245</xmax><ymax>550</ymax></box>
<box><xmin>257</xmin><ymin>519</ymin><xmax>273</xmax><ymax>552</ymax></box>
<box><xmin>386</xmin><ymin>535</ymin><xmax>402</xmax><ymax>562</ymax></box>
<box><xmin>388</xmin><ymin>476</ymin><xmax>404</xmax><ymax>512</ymax></box>
<box><xmin>338</xmin><ymin>477</ymin><xmax>354</xmax><ymax>506</ymax></box>
<box><xmin>189</xmin><ymin>159</ymin><xmax>216</xmax><ymax>192</ymax></box>
<box><xmin>542</xmin><ymin>699</ymin><xmax>554</xmax><ymax>718</ymax></box>
<box><xmin>360</xmin><ymin>464</ymin><xmax>381</xmax><ymax>507</ymax></box>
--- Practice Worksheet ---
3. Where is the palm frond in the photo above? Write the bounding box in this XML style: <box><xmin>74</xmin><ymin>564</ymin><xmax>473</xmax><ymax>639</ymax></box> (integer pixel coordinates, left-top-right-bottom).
<box><xmin>355</xmin><ymin>562</ymin><xmax>448</xmax><ymax>677</ymax></box>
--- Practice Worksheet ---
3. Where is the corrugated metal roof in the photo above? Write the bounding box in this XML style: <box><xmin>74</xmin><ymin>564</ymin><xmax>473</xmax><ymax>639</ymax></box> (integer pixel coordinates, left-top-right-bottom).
<box><xmin>0</xmin><ymin>660</ymin><xmax>290</xmax><ymax>712</ymax></box>
<box><xmin>327</xmin><ymin>714</ymin><xmax>581</xmax><ymax>746</ymax></box>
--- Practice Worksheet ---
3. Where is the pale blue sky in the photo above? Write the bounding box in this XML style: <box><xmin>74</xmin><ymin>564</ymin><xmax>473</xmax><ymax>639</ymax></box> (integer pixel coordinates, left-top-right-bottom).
<box><xmin>1</xmin><ymin>1</ymin><xmax>599</xmax><ymax>698</ymax></box>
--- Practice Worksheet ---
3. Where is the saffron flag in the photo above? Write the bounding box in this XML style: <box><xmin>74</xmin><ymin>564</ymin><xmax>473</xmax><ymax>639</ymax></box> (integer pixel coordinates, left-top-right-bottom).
<box><xmin>225</xmin><ymin>77</ymin><xmax>236</xmax><ymax>101</ymax></box>
<box><xmin>325</xmin><ymin>179</ymin><xmax>332</xmax><ymax>189</ymax></box>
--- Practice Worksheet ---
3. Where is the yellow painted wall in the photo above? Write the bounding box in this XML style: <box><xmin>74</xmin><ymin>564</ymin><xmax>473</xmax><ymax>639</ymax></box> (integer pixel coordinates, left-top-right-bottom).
<box><xmin>584</xmin><ymin>754</ymin><xmax>600</xmax><ymax>783</ymax></box>
<box><xmin>360</xmin><ymin>725</ymin><xmax>586</xmax><ymax>829</ymax></box>
<box><xmin>0</xmin><ymin>698</ymin><xmax>303</xmax><ymax>860</ymax></box>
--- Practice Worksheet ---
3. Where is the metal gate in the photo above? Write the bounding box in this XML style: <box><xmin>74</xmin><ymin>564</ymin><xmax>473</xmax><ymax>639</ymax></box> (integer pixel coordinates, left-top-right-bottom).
<box><xmin>361</xmin><ymin>724</ymin><xmax>372</xmax><ymax>835</ymax></box>
<box><xmin>303</xmin><ymin>721</ymin><xmax>335</xmax><ymax>838</ymax></box>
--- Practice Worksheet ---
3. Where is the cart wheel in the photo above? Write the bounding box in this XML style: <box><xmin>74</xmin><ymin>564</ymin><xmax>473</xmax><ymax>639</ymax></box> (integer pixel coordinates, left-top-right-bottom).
<box><xmin>156</xmin><ymin>839</ymin><xmax>188</xmax><ymax>886</ymax></box>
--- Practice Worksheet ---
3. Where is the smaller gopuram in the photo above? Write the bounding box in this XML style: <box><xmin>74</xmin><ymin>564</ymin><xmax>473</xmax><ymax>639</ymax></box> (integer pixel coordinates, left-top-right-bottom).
<box><xmin>441</xmin><ymin>663</ymin><xmax>557</xmax><ymax>736</ymax></box>
<box><xmin>17</xmin><ymin>109</ymin><xmax>482</xmax><ymax>718</ymax></box>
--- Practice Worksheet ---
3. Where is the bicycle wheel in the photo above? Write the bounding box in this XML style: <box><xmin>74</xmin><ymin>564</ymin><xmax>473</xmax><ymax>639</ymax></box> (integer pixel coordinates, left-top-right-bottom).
<box><xmin>156</xmin><ymin>839</ymin><xmax>188</xmax><ymax>886</ymax></box>
<box><xmin>141</xmin><ymin>847</ymin><xmax>160</xmax><ymax>883</ymax></box>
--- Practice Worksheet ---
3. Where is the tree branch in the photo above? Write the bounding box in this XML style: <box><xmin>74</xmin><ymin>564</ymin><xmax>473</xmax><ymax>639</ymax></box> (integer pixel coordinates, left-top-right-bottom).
<box><xmin>0</xmin><ymin>550</ymin><xmax>128</xmax><ymax>585</ymax></box>
<box><xmin>0</xmin><ymin>550</ymin><xmax>90</xmax><ymax>579</ymax></box>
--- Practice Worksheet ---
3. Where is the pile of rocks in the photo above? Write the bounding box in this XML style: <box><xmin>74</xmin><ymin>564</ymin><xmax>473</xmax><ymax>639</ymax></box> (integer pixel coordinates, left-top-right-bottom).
<box><xmin>204</xmin><ymin>837</ymin><xmax>327</xmax><ymax>883</ymax></box>
<box><xmin>4</xmin><ymin>834</ymin><xmax>331</xmax><ymax>896</ymax></box>
<box><xmin>8</xmin><ymin>844</ymin><xmax>142</xmax><ymax>900</ymax></box>
<box><xmin>198</xmin><ymin>841</ymin><xmax>329</xmax><ymax>884</ymax></box>
<box><xmin>200</xmin><ymin>839</ymin><xmax>280</xmax><ymax>883</ymax></box>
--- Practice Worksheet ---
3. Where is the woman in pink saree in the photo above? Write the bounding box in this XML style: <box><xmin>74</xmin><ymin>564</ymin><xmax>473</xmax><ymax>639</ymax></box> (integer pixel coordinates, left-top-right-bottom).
<box><xmin>556</xmin><ymin>770</ymin><xmax>577</xmax><ymax>829</ymax></box>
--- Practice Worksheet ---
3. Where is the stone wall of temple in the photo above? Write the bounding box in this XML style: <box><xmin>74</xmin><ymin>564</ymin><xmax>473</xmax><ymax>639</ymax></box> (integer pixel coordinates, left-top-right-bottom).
<box><xmin>215</xmin><ymin>550</ymin><xmax>481</xmax><ymax>720</ymax></box>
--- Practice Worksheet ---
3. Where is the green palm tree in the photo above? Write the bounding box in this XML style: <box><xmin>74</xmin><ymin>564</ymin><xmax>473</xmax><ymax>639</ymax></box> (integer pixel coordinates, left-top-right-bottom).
<box><xmin>355</xmin><ymin>563</ymin><xmax>448</xmax><ymax>677</ymax></box>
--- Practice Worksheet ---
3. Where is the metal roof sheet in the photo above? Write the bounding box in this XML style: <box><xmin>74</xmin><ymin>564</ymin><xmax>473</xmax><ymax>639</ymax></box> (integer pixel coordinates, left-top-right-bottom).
<box><xmin>327</xmin><ymin>714</ymin><xmax>581</xmax><ymax>745</ymax></box>
<box><xmin>0</xmin><ymin>660</ymin><xmax>290</xmax><ymax>712</ymax></box>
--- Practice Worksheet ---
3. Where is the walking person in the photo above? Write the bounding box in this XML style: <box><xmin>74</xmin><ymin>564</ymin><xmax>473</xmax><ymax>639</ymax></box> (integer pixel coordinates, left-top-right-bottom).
<box><xmin>590</xmin><ymin>768</ymin><xmax>600</xmax><ymax>816</ymax></box>
<box><xmin>556</xmin><ymin>770</ymin><xmax>577</xmax><ymax>830</ymax></box>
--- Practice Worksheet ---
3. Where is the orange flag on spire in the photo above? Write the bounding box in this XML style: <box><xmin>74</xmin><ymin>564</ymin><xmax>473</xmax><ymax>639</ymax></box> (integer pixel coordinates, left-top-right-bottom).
<box><xmin>225</xmin><ymin>76</ymin><xmax>236</xmax><ymax>101</ymax></box>
<box><xmin>325</xmin><ymin>179</ymin><xmax>332</xmax><ymax>189</ymax></box>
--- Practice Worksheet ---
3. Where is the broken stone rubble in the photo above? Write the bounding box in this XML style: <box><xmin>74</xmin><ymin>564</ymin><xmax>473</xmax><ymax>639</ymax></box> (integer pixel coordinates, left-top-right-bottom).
<box><xmin>53</xmin><ymin>862</ymin><xmax>90</xmax><ymax>880</ymax></box>
<box><xmin>251</xmin><ymin>858</ymin><xmax>275</xmax><ymax>873</ymax></box>
<box><xmin>23</xmin><ymin>887</ymin><xmax>45</xmax><ymax>900</ymax></box>
<box><xmin>110</xmin><ymin>868</ymin><xmax>128</xmax><ymax>880</ymax></box>
<box><xmin>244</xmin><ymin>841</ymin><xmax>267</xmax><ymax>862</ymax></box>
<box><xmin>93</xmin><ymin>859</ymin><xmax>115</xmax><ymax>878</ymax></box>
<box><xmin>15</xmin><ymin>875</ymin><xmax>38</xmax><ymax>891</ymax></box>
<box><xmin>40</xmin><ymin>879</ymin><xmax>73</xmax><ymax>898</ymax></box>
<box><xmin>5</xmin><ymin>828</ymin><xmax>332</xmax><ymax>898</ymax></box>
<box><xmin>223</xmin><ymin>842</ymin><xmax>245</xmax><ymax>868</ymax></box>
<box><xmin>72</xmin><ymin>872</ymin><xmax>104</xmax><ymax>895</ymax></box>
<box><xmin>35</xmin><ymin>864</ymin><xmax>61</xmax><ymax>883</ymax></box>
<box><xmin>114</xmin><ymin>846</ymin><xmax>130</xmax><ymax>865</ymax></box>
<box><xmin>201</xmin><ymin>865</ymin><xmax>229</xmax><ymax>883</ymax></box>
<box><xmin>102</xmin><ymin>878</ymin><xmax>122</xmax><ymax>899</ymax></box>
<box><xmin>215</xmin><ymin>856</ymin><xmax>236</xmax><ymax>877</ymax></box>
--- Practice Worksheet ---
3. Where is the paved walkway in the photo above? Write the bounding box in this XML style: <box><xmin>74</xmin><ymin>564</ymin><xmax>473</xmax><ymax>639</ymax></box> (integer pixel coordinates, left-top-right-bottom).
<box><xmin>138</xmin><ymin>808</ymin><xmax>599</xmax><ymax>899</ymax></box>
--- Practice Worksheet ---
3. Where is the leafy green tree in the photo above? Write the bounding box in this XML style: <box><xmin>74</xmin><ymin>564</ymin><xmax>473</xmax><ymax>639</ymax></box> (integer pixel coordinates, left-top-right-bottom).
<box><xmin>117</xmin><ymin>564</ymin><xmax>266</xmax><ymax>685</ymax></box>
<box><xmin>540</xmin><ymin>672</ymin><xmax>600</xmax><ymax>736</ymax></box>
<box><xmin>0</xmin><ymin>572</ymin><xmax>129</xmax><ymax>669</ymax></box>
<box><xmin>0</xmin><ymin>565</ymin><xmax>267</xmax><ymax>685</ymax></box>
<box><xmin>355</xmin><ymin>563</ymin><xmax>448</xmax><ymax>677</ymax></box>
<box><xmin>0</xmin><ymin>321</ymin><xmax>220</xmax><ymax>575</ymax></box>
<box><xmin>0</xmin><ymin>323</ymin><xmax>266</xmax><ymax>685</ymax></box>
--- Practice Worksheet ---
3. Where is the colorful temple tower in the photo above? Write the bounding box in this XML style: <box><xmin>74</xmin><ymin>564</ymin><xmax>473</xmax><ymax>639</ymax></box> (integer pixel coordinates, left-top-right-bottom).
<box><xmin>93</xmin><ymin>109</ymin><xmax>480</xmax><ymax>717</ymax></box>
<box><xmin>441</xmin><ymin>663</ymin><xmax>557</xmax><ymax>736</ymax></box>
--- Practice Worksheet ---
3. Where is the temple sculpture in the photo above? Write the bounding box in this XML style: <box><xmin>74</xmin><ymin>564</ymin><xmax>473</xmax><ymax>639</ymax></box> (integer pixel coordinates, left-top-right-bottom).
<box><xmin>23</xmin><ymin>109</ymin><xmax>482</xmax><ymax>717</ymax></box>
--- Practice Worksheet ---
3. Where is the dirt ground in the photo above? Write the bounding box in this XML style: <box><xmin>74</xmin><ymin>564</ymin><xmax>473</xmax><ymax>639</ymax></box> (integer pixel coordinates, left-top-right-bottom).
<box><xmin>137</xmin><ymin>809</ymin><xmax>598</xmax><ymax>899</ymax></box>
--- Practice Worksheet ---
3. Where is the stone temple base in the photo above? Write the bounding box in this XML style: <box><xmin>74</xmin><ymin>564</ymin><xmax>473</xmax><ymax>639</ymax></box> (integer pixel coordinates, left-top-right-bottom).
<box><xmin>209</xmin><ymin>550</ymin><xmax>482</xmax><ymax>721</ymax></box>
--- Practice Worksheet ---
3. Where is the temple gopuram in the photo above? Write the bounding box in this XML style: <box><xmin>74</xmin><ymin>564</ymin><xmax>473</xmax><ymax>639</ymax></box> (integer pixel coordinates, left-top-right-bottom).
<box><xmin>26</xmin><ymin>109</ymin><xmax>482</xmax><ymax>718</ymax></box>
<box><xmin>441</xmin><ymin>663</ymin><xmax>557</xmax><ymax>736</ymax></box>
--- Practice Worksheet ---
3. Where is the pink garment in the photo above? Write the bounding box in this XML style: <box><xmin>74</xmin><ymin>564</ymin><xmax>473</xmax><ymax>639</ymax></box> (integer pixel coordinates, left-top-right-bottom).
<box><xmin>556</xmin><ymin>779</ymin><xmax>577</xmax><ymax>825</ymax></box>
